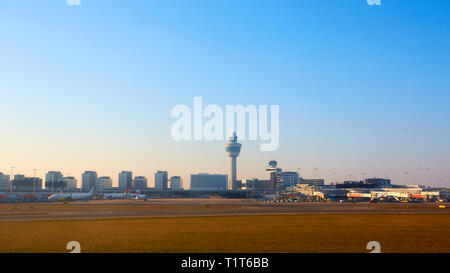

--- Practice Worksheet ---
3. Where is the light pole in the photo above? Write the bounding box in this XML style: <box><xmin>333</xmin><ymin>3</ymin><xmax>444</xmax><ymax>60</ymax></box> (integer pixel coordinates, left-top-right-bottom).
<box><xmin>252</xmin><ymin>180</ymin><xmax>254</xmax><ymax>199</ymax></box>
<box><xmin>403</xmin><ymin>172</ymin><xmax>409</xmax><ymax>185</ymax></box>
<box><xmin>33</xmin><ymin>169</ymin><xmax>37</xmax><ymax>193</ymax></box>
<box><xmin>313</xmin><ymin>167</ymin><xmax>319</xmax><ymax>188</ymax></box>
<box><xmin>10</xmin><ymin>167</ymin><xmax>15</xmax><ymax>193</ymax></box>
<box><xmin>67</xmin><ymin>173</ymin><xmax>70</xmax><ymax>193</ymax></box>
<box><xmin>295</xmin><ymin>168</ymin><xmax>301</xmax><ymax>194</ymax></box>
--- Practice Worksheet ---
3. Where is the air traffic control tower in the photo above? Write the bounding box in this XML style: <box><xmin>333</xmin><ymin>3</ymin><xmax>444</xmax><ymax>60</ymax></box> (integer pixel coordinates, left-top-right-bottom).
<box><xmin>225</xmin><ymin>132</ymin><xmax>242</xmax><ymax>190</ymax></box>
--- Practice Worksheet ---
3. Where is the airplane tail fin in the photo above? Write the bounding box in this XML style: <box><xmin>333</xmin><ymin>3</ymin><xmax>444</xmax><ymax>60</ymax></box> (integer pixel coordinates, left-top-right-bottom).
<box><xmin>89</xmin><ymin>184</ymin><xmax>97</xmax><ymax>195</ymax></box>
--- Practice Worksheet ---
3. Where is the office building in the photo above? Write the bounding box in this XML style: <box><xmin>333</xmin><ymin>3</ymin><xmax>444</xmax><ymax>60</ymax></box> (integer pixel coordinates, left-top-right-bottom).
<box><xmin>63</xmin><ymin>176</ymin><xmax>78</xmax><ymax>191</ymax></box>
<box><xmin>118</xmin><ymin>171</ymin><xmax>133</xmax><ymax>190</ymax></box>
<box><xmin>45</xmin><ymin>171</ymin><xmax>64</xmax><ymax>191</ymax></box>
<box><xmin>336</xmin><ymin>178</ymin><xmax>391</xmax><ymax>189</ymax></box>
<box><xmin>241</xmin><ymin>179</ymin><xmax>272</xmax><ymax>191</ymax></box>
<box><xmin>0</xmin><ymin>172</ymin><xmax>10</xmax><ymax>191</ymax></box>
<box><xmin>298</xmin><ymin>178</ymin><xmax>325</xmax><ymax>187</ymax></box>
<box><xmin>365</xmin><ymin>178</ymin><xmax>391</xmax><ymax>187</ymax></box>
<box><xmin>280</xmin><ymin>172</ymin><xmax>299</xmax><ymax>190</ymax></box>
<box><xmin>190</xmin><ymin>173</ymin><xmax>228</xmax><ymax>191</ymax></box>
<box><xmin>170</xmin><ymin>176</ymin><xmax>183</xmax><ymax>190</ymax></box>
<box><xmin>155</xmin><ymin>171</ymin><xmax>168</xmax><ymax>190</ymax></box>
<box><xmin>133</xmin><ymin>176</ymin><xmax>148</xmax><ymax>190</ymax></box>
<box><xmin>12</xmin><ymin>175</ymin><xmax>42</xmax><ymax>191</ymax></box>
<box><xmin>14</xmin><ymin>174</ymin><xmax>25</xmax><ymax>180</ymax></box>
<box><xmin>96</xmin><ymin>176</ymin><xmax>113</xmax><ymax>191</ymax></box>
<box><xmin>82</xmin><ymin>171</ymin><xmax>98</xmax><ymax>192</ymax></box>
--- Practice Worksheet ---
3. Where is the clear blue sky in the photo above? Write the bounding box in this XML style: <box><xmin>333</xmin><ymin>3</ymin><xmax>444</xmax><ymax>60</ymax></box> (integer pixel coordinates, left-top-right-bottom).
<box><xmin>1</xmin><ymin>0</ymin><xmax>449</xmax><ymax>187</ymax></box>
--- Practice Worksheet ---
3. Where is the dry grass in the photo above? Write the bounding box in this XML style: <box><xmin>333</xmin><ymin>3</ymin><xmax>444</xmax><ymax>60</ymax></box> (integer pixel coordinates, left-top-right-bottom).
<box><xmin>0</xmin><ymin>213</ymin><xmax>448</xmax><ymax>253</ymax></box>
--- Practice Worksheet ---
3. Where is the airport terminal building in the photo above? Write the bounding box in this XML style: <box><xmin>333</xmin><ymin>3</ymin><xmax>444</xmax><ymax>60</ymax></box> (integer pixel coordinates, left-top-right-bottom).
<box><xmin>190</xmin><ymin>173</ymin><xmax>228</xmax><ymax>191</ymax></box>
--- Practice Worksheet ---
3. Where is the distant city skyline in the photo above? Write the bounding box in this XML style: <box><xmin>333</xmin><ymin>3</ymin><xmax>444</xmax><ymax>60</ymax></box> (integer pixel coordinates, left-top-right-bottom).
<box><xmin>1</xmin><ymin>0</ymin><xmax>449</xmax><ymax>187</ymax></box>
<box><xmin>0</xmin><ymin>162</ymin><xmax>442</xmax><ymax>190</ymax></box>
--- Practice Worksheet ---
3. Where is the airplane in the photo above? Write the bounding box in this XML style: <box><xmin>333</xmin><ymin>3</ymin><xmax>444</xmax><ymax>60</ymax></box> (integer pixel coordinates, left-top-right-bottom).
<box><xmin>129</xmin><ymin>194</ymin><xmax>148</xmax><ymax>201</ymax></box>
<box><xmin>126</xmin><ymin>190</ymin><xmax>148</xmax><ymax>201</ymax></box>
<box><xmin>102</xmin><ymin>188</ymin><xmax>130</xmax><ymax>200</ymax></box>
<box><xmin>48</xmin><ymin>185</ymin><xmax>96</xmax><ymax>202</ymax></box>
<box><xmin>136</xmin><ymin>193</ymin><xmax>148</xmax><ymax>201</ymax></box>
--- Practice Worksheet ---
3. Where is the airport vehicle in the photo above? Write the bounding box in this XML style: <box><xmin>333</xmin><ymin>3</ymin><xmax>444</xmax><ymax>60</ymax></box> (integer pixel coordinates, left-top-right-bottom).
<box><xmin>48</xmin><ymin>185</ymin><xmax>96</xmax><ymax>202</ymax></box>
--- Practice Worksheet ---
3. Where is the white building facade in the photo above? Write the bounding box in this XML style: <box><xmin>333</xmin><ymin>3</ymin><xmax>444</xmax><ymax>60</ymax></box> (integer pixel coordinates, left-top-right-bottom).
<box><xmin>133</xmin><ymin>176</ymin><xmax>148</xmax><ymax>190</ymax></box>
<box><xmin>96</xmin><ymin>176</ymin><xmax>113</xmax><ymax>192</ymax></box>
<box><xmin>155</xmin><ymin>171</ymin><xmax>168</xmax><ymax>190</ymax></box>
<box><xmin>0</xmin><ymin>172</ymin><xmax>10</xmax><ymax>191</ymax></box>
<box><xmin>63</xmin><ymin>176</ymin><xmax>78</xmax><ymax>191</ymax></box>
<box><xmin>118</xmin><ymin>171</ymin><xmax>133</xmax><ymax>190</ymax></box>
<box><xmin>170</xmin><ymin>176</ymin><xmax>183</xmax><ymax>190</ymax></box>
<box><xmin>82</xmin><ymin>171</ymin><xmax>98</xmax><ymax>191</ymax></box>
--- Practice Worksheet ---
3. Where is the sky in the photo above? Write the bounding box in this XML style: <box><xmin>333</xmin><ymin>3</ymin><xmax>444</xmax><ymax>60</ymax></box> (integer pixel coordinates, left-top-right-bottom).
<box><xmin>1</xmin><ymin>0</ymin><xmax>449</xmax><ymax>188</ymax></box>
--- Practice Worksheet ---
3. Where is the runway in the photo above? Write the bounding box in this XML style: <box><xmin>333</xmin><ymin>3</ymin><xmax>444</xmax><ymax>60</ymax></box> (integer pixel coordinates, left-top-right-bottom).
<box><xmin>0</xmin><ymin>199</ymin><xmax>448</xmax><ymax>222</ymax></box>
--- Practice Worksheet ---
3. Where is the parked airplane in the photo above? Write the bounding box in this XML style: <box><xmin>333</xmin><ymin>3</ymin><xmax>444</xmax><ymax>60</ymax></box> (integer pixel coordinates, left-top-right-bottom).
<box><xmin>126</xmin><ymin>190</ymin><xmax>148</xmax><ymax>201</ymax></box>
<box><xmin>48</xmin><ymin>185</ymin><xmax>96</xmax><ymax>202</ymax></box>
<box><xmin>102</xmin><ymin>188</ymin><xmax>130</xmax><ymax>200</ymax></box>
<box><xmin>132</xmin><ymin>193</ymin><xmax>148</xmax><ymax>201</ymax></box>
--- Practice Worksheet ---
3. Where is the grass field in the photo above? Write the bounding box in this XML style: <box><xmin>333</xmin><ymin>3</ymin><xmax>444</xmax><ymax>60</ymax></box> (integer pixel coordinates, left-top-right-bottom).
<box><xmin>0</xmin><ymin>213</ymin><xmax>448</xmax><ymax>253</ymax></box>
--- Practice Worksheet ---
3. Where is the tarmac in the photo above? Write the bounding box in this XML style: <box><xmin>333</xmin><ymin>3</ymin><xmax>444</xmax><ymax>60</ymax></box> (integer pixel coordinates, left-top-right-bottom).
<box><xmin>0</xmin><ymin>198</ymin><xmax>448</xmax><ymax>222</ymax></box>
